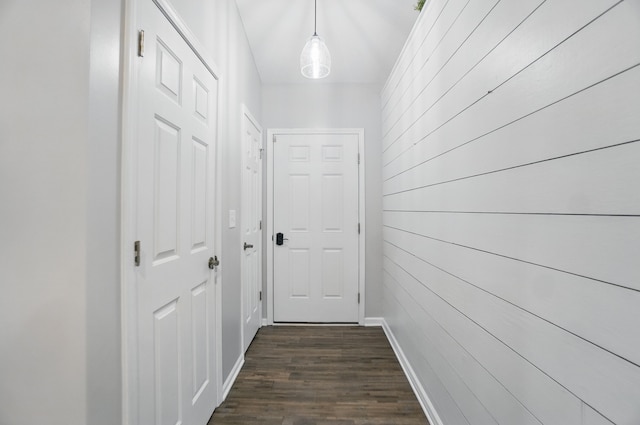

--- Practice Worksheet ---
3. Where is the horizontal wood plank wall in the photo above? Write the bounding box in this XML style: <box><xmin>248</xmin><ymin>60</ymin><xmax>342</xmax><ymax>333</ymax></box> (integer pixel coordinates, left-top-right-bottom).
<box><xmin>381</xmin><ymin>1</ymin><xmax>640</xmax><ymax>424</ymax></box>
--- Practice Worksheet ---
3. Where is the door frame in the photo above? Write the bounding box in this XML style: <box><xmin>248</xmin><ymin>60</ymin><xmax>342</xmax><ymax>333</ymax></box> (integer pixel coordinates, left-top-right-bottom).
<box><xmin>120</xmin><ymin>0</ymin><xmax>224</xmax><ymax>423</ymax></box>
<box><xmin>266</xmin><ymin>128</ymin><xmax>366</xmax><ymax>326</ymax></box>
<box><xmin>240</xmin><ymin>104</ymin><xmax>263</xmax><ymax>352</ymax></box>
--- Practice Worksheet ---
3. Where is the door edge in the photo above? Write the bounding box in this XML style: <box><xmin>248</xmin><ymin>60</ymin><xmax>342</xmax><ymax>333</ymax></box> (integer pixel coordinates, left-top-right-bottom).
<box><xmin>240</xmin><ymin>103</ymin><xmax>264</xmax><ymax>353</ymax></box>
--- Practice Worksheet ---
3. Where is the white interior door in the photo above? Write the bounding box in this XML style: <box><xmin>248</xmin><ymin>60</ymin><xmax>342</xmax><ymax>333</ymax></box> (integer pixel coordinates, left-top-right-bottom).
<box><xmin>273</xmin><ymin>132</ymin><xmax>359</xmax><ymax>323</ymax></box>
<box><xmin>241</xmin><ymin>107</ymin><xmax>263</xmax><ymax>350</ymax></box>
<box><xmin>135</xmin><ymin>2</ymin><xmax>218</xmax><ymax>424</ymax></box>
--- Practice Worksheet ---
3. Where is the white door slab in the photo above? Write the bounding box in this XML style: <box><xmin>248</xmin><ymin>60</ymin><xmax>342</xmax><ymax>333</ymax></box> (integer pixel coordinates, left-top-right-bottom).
<box><xmin>273</xmin><ymin>132</ymin><xmax>360</xmax><ymax>323</ymax></box>
<box><xmin>241</xmin><ymin>106</ymin><xmax>263</xmax><ymax>350</ymax></box>
<box><xmin>135</xmin><ymin>1</ymin><xmax>219</xmax><ymax>424</ymax></box>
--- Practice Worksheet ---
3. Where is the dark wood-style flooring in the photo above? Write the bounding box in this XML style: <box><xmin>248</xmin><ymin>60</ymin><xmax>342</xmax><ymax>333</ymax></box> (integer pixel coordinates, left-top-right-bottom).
<box><xmin>209</xmin><ymin>326</ymin><xmax>430</xmax><ymax>425</ymax></box>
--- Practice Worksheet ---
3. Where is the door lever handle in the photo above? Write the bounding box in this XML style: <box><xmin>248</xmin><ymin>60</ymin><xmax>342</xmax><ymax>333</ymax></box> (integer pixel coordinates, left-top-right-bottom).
<box><xmin>276</xmin><ymin>233</ymin><xmax>288</xmax><ymax>245</ymax></box>
<box><xmin>243</xmin><ymin>242</ymin><xmax>254</xmax><ymax>250</ymax></box>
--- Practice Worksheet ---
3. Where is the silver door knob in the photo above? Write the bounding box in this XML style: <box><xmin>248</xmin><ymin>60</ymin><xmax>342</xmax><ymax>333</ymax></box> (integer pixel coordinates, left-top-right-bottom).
<box><xmin>208</xmin><ymin>256</ymin><xmax>219</xmax><ymax>269</ymax></box>
<box><xmin>243</xmin><ymin>242</ymin><xmax>254</xmax><ymax>250</ymax></box>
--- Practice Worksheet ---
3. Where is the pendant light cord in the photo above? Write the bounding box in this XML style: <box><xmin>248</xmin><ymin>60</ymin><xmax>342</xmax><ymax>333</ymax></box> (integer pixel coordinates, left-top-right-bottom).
<box><xmin>314</xmin><ymin>0</ymin><xmax>318</xmax><ymax>36</ymax></box>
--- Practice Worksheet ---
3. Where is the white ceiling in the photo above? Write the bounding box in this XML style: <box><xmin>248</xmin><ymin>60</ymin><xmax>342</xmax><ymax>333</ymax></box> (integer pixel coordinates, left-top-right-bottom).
<box><xmin>235</xmin><ymin>0</ymin><xmax>420</xmax><ymax>85</ymax></box>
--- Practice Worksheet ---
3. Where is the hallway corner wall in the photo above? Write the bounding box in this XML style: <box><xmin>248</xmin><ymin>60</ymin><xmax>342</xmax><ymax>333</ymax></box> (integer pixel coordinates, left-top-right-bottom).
<box><xmin>214</xmin><ymin>0</ymin><xmax>263</xmax><ymax>383</ymax></box>
<box><xmin>381</xmin><ymin>0</ymin><xmax>640</xmax><ymax>424</ymax></box>
<box><xmin>262</xmin><ymin>83</ymin><xmax>384</xmax><ymax>318</ymax></box>
<box><xmin>87</xmin><ymin>0</ymin><xmax>124</xmax><ymax>423</ymax></box>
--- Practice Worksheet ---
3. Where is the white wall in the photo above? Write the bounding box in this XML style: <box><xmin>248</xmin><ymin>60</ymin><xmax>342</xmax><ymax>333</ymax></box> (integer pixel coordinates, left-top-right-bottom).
<box><xmin>382</xmin><ymin>1</ymin><xmax>640</xmax><ymax>424</ymax></box>
<box><xmin>0</xmin><ymin>0</ymin><xmax>123</xmax><ymax>424</ymax></box>
<box><xmin>213</xmin><ymin>0</ymin><xmax>263</xmax><ymax>381</ymax></box>
<box><xmin>0</xmin><ymin>0</ymin><xmax>261</xmax><ymax>423</ymax></box>
<box><xmin>262</xmin><ymin>83</ymin><xmax>383</xmax><ymax>317</ymax></box>
<box><xmin>162</xmin><ymin>0</ymin><xmax>263</xmax><ymax>382</ymax></box>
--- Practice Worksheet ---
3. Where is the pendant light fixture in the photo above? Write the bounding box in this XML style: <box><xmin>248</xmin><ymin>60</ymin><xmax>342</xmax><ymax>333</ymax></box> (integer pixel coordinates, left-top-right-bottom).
<box><xmin>300</xmin><ymin>0</ymin><xmax>331</xmax><ymax>79</ymax></box>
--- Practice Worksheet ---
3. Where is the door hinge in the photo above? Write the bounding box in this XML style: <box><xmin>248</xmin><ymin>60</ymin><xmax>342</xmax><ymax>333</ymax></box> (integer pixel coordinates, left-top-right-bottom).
<box><xmin>259</xmin><ymin>291</ymin><xmax>263</xmax><ymax>301</ymax></box>
<box><xmin>357</xmin><ymin>153</ymin><xmax>360</xmax><ymax>164</ymax></box>
<box><xmin>358</xmin><ymin>293</ymin><xmax>361</xmax><ymax>304</ymax></box>
<box><xmin>259</xmin><ymin>220</ymin><xmax>262</xmax><ymax>230</ymax></box>
<box><xmin>259</xmin><ymin>148</ymin><xmax>264</xmax><ymax>159</ymax></box>
<box><xmin>138</xmin><ymin>30</ymin><xmax>145</xmax><ymax>57</ymax></box>
<box><xmin>358</xmin><ymin>223</ymin><xmax>361</xmax><ymax>234</ymax></box>
<box><xmin>134</xmin><ymin>241</ymin><xmax>141</xmax><ymax>267</ymax></box>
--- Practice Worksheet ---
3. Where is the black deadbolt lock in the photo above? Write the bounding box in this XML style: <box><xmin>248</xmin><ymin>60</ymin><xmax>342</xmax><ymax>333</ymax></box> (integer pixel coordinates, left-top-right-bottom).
<box><xmin>276</xmin><ymin>233</ymin><xmax>284</xmax><ymax>245</ymax></box>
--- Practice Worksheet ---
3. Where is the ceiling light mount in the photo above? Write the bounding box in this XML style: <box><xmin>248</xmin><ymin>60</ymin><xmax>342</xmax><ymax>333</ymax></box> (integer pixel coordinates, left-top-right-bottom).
<box><xmin>300</xmin><ymin>0</ymin><xmax>331</xmax><ymax>79</ymax></box>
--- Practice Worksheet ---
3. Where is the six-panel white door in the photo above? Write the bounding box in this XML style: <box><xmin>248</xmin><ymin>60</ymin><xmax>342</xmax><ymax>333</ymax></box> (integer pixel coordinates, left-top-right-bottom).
<box><xmin>135</xmin><ymin>1</ymin><xmax>218</xmax><ymax>424</ymax></box>
<box><xmin>241</xmin><ymin>108</ymin><xmax>263</xmax><ymax>350</ymax></box>
<box><xmin>273</xmin><ymin>133</ymin><xmax>360</xmax><ymax>323</ymax></box>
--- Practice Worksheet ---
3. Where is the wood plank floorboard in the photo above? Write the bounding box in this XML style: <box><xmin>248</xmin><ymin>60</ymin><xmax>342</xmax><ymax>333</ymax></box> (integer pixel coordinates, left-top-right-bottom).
<box><xmin>209</xmin><ymin>326</ymin><xmax>430</xmax><ymax>425</ymax></box>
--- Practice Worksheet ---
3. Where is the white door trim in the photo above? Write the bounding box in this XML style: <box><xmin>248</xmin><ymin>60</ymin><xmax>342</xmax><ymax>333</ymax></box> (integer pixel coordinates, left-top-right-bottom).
<box><xmin>240</xmin><ymin>103</ymin><xmax>263</xmax><ymax>352</ymax></box>
<box><xmin>266</xmin><ymin>128</ymin><xmax>366</xmax><ymax>326</ymax></box>
<box><xmin>120</xmin><ymin>1</ymin><xmax>224</xmax><ymax>423</ymax></box>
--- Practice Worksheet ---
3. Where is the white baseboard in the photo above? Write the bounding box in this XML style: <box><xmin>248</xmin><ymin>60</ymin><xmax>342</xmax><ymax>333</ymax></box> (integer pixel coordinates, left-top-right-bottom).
<box><xmin>364</xmin><ymin>317</ymin><xmax>384</xmax><ymax>327</ymax></box>
<box><xmin>261</xmin><ymin>318</ymin><xmax>268</xmax><ymax>326</ymax></box>
<box><xmin>381</xmin><ymin>319</ymin><xmax>444</xmax><ymax>425</ymax></box>
<box><xmin>221</xmin><ymin>354</ymin><xmax>245</xmax><ymax>401</ymax></box>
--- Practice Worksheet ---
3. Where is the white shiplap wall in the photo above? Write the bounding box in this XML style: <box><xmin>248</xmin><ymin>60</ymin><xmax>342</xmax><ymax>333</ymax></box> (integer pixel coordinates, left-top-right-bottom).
<box><xmin>381</xmin><ymin>1</ymin><xmax>640</xmax><ymax>424</ymax></box>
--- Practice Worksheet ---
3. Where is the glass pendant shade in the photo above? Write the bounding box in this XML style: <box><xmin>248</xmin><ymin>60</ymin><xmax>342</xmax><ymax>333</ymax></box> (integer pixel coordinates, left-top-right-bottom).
<box><xmin>300</xmin><ymin>34</ymin><xmax>331</xmax><ymax>79</ymax></box>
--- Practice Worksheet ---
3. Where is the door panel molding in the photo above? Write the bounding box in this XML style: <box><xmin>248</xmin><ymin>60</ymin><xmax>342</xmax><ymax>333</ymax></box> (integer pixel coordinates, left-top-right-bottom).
<box><xmin>121</xmin><ymin>1</ymin><xmax>224</xmax><ymax>423</ymax></box>
<box><xmin>266</xmin><ymin>128</ymin><xmax>366</xmax><ymax>325</ymax></box>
